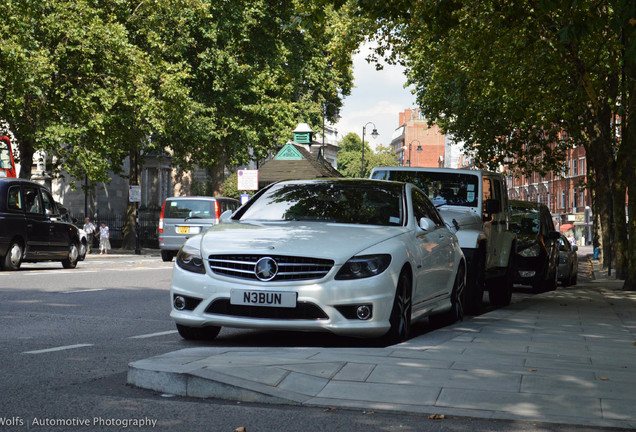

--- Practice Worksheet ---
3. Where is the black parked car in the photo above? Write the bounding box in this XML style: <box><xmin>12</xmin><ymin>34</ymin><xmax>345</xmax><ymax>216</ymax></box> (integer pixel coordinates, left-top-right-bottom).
<box><xmin>0</xmin><ymin>178</ymin><xmax>81</xmax><ymax>270</ymax></box>
<box><xmin>509</xmin><ymin>200</ymin><xmax>560</xmax><ymax>291</ymax></box>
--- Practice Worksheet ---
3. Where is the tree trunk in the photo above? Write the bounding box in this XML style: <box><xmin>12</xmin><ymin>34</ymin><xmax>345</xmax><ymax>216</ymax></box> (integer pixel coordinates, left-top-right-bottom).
<box><xmin>16</xmin><ymin>137</ymin><xmax>35</xmax><ymax>179</ymax></box>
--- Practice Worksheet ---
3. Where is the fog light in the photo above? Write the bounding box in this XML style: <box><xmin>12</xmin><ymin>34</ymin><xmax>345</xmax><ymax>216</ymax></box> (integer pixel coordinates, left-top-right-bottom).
<box><xmin>356</xmin><ymin>305</ymin><xmax>372</xmax><ymax>320</ymax></box>
<box><xmin>174</xmin><ymin>295</ymin><xmax>186</xmax><ymax>310</ymax></box>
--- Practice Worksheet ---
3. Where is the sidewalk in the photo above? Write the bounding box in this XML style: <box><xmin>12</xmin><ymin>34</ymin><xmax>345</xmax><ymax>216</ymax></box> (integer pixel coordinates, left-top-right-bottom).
<box><xmin>128</xmin><ymin>267</ymin><xmax>636</xmax><ymax>429</ymax></box>
<box><xmin>84</xmin><ymin>248</ymin><xmax>161</xmax><ymax>258</ymax></box>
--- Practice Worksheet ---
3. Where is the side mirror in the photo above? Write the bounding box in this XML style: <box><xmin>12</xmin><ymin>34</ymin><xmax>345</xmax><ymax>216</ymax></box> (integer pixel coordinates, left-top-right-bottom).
<box><xmin>219</xmin><ymin>209</ymin><xmax>233</xmax><ymax>223</ymax></box>
<box><xmin>484</xmin><ymin>199</ymin><xmax>500</xmax><ymax>214</ymax></box>
<box><xmin>546</xmin><ymin>231</ymin><xmax>561</xmax><ymax>240</ymax></box>
<box><xmin>419</xmin><ymin>217</ymin><xmax>436</xmax><ymax>232</ymax></box>
<box><xmin>572</xmin><ymin>245</ymin><xmax>578</xmax><ymax>252</ymax></box>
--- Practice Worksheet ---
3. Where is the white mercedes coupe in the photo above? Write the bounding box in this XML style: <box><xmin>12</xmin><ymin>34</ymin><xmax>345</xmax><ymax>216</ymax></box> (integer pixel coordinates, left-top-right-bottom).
<box><xmin>170</xmin><ymin>178</ymin><xmax>465</xmax><ymax>344</ymax></box>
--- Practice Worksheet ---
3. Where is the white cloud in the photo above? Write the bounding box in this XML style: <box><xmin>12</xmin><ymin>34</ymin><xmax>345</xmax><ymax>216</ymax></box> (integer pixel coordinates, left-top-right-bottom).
<box><xmin>335</xmin><ymin>42</ymin><xmax>416</xmax><ymax>150</ymax></box>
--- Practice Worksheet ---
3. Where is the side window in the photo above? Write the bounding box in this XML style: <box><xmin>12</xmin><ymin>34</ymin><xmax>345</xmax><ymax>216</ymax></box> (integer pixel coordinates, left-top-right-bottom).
<box><xmin>41</xmin><ymin>189</ymin><xmax>56</xmax><ymax>215</ymax></box>
<box><xmin>7</xmin><ymin>186</ymin><xmax>22</xmax><ymax>211</ymax></box>
<box><xmin>24</xmin><ymin>186</ymin><xmax>43</xmax><ymax>214</ymax></box>
<box><xmin>412</xmin><ymin>189</ymin><xmax>428</xmax><ymax>224</ymax></box>
<box><xmin>412</xmin><ymin>189</ymin><xmax>444</xmax><ymax>227</ymax></box>
<box><xmin>483</xmin><ymin>177</ymin><xmax>502</xmax><ymax>214</ymax></box>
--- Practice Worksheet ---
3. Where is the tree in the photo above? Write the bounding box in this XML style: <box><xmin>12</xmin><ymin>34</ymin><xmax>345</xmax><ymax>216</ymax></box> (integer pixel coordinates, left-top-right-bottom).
<box><xmin>353</xmin><ymin>0</ymin><xmax>636</xmax><ymax>289</ymax></box>
<box><xmin>0</xmin><ymin>0</ymin><xmax>359</xmax><ymax>249</ymax></box>
<box><xmin>337</xmin><ymin>132</ymin><xmax>398</xmax><ymax>177</ymax></box>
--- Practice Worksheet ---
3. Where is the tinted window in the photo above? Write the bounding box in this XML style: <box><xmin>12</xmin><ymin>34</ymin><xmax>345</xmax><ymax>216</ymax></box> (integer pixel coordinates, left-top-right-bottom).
<box><xmin>24</xmin><ymin>186</ymin><xmax>42</xmax><ymax>214</ymax></box>
<box><xmin>371</xmin><ymin>169</ymin><xmax>479</xmax><ymax>207</ymax></box>
<box><xmin>41</xmin><ymin>189</ymin><xmax>56</xmax><ymax>215</ymax></box>
<box><xmin>509</xmin><ymin>204</ymin><xmax>540</xmax><ymax>235</ymax></box>
<box><xmin>7</xmin><ymin>185</ymin><xmax>22</xmax><ymax>211</ymax></box>
<box><xmin>412</xmin><ymin>189</ymin><xmax>444</xmax><ymax>227</ymax></box>
<box><xmin>238</xmin><ymin>181</ymin><xmax>404</xmax><ymax>226</ymax></box>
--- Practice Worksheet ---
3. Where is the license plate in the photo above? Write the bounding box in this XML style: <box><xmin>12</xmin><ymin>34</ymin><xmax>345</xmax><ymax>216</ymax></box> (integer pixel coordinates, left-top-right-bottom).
<box><xmin>177</xmin><ymin>226</ymin><xmax>200</xmax><ymax>234</ymax></box>
<box><xmin>230</xmin><ymin>290</ymin><xmax>297</xmax><ymax>308</ymax></box>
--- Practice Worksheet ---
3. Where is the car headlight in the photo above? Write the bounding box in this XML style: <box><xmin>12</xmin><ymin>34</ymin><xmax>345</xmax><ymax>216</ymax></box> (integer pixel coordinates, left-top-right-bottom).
<box><xmin>335</xmin><ymin>254</ymin><xmax>391</xmax><ymax>280</ymax></box>
<box><xmin>519</xmin><ymin>244</ymin><xmax>541</xmax><ymax>257</ymax></box>
<box><xmin>176</xmin><ymin>243</ymin><xmax>206</xmax><ymax>274</ymax></box>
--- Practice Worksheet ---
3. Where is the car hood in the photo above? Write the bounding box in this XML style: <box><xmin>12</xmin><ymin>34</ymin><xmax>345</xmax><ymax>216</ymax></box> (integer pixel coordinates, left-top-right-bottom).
<box><xmin>197</xmin><ymin>220</ymin><xmax>406</xmax><ymax>263</ymax></box>
<box><xmin>437</xmin><ymin>208</ymin><xmax>482</xmax><ymax>232</ymax></box>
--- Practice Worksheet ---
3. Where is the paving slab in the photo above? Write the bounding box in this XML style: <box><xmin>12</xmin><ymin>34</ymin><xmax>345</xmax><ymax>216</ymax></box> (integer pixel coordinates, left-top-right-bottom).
<box><xmin>128</xmin><ymin>280</ymin><xmax>636</xmax><ymax>430</ymax></box>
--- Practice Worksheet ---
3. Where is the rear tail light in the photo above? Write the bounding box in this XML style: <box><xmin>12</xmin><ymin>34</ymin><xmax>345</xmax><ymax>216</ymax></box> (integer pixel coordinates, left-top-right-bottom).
<box><xmin>214</xmin><ymin>201</ymin><xmax>220</xmax><ymax>224</ymax></box>
<box><xmin>159</xmin><ymin>201</ymin><xmax>166</xmax><ymax>233</ymax></box>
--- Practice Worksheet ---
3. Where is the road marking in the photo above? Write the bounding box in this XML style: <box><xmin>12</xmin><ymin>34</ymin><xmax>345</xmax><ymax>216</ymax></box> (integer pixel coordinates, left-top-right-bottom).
<box><xmin>23</xmin><ymin>343</ymin><xmax>93</xmax><ymax>355</ymax></box>
<box><xmin>61</xmin><ymin>288</ymin><xmax>106</xmax><ymax>294</ymax></box>
<box><xmin>129</xmin><ymin>330</ymin><xmax>178</xmax><ymax>339</ymax></box>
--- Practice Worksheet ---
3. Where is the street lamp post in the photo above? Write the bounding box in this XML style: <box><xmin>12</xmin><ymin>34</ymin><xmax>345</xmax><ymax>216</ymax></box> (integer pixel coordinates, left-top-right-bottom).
<box><xmin>408</xmin><ymin>139</ymin><xmax>422</xmax><ymax>167</ymax></box>
<box><xmin>361</xmin><ymin>122</ymin><xmax>379</xmax><ymax>177</ymax></box>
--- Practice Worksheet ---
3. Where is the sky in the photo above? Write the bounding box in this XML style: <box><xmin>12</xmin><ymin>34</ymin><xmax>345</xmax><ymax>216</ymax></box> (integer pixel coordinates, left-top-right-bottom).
<box><xmin>334</xmin><ymin>43</ymin><xmax>416</xmax><ymax>150</ymax></box>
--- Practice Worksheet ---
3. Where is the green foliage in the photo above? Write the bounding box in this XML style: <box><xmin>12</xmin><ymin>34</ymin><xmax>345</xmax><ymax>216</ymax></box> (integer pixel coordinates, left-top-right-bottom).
<box><xmin>0</xmin><ymin>0</ymin><xmax>360</xmax><ymax>183</ymax></box>
<box><xmin>337</xmin><ymin>132</ymin><xmax>398</xmax><ymax>177</ymax></box>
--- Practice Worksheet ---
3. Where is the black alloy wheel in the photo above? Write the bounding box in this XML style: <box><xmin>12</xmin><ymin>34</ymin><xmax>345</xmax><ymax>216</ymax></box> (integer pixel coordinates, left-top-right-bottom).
<box><xmin>382</xmin><ymin>270</ymin><xmax>412</xmax><ymax>345</ymax></box>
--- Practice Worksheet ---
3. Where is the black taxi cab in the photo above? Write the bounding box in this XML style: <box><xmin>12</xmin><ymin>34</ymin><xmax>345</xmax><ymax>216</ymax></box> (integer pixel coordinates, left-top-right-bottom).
<box><xmin>0</xmin><ymin>178</ymin><xmax>81</xmax><ymax>270</ymax></box>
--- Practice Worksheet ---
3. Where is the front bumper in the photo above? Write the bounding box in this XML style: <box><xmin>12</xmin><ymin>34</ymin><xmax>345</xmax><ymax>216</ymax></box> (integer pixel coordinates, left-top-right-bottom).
<box><xmin>169</xmin><ymin>261</ymin><xmax>398</xmax><ymax>338</ymax></box>
<box><xmin>513</xmin><ymin>254</ymin><xmax>548</xmax><ymax>286</ymax></box>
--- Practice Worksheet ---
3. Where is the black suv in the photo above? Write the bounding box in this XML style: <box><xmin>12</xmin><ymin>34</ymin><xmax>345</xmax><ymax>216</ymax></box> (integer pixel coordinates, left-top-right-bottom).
<box><xmin>0</xmin><ymin>178</ymin><xmax>81</xmax><ymax>270</ymax></box>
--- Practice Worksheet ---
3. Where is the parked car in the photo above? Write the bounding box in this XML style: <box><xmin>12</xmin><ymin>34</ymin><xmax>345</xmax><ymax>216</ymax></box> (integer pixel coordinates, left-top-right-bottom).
<box><xmin>170</xmin><ymin>178</ymin><xmax>466</xmax><ymax>344</ymax></box>
<box><xmin>509</xmin><ymin>200</ymin><xmax>560</xmax><ymax>291</ymax></box>
<box><xmin>557</xmin><ymin>234</ymin><xmax>578</xmax><ymax>286</ymax></box>
<box><xmin>0</xmin><ymin>178</ymin><xmax>82</xmax><ymax>270</ymax></box>
<box><xmin>159</xmin><ymin>196</ymin><xmax>240</xmax><ymax>262</ymax></box>
<box><xmin>57</xmin><ymin>202</ymin><xmax>87</xmax><ymax>261</ymax></box>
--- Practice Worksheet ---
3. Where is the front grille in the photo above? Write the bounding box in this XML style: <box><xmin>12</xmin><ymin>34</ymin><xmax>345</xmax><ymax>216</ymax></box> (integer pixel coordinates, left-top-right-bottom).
<box><xmin>208</xmin><ymin>255</ymin><xmax>334</xmax><ymax>281</ymax></box>
<box><xmin>205</xmin><ymin>299</ymin><xmax>329</xmax><ymax>320</ymax></box>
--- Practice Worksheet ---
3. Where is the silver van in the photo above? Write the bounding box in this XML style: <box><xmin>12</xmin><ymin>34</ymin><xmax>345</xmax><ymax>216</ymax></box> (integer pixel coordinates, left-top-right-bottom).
<box><xmin>158</xmin><ymin>196</ymin><xmax>240</xmax><ymax>262</ymax></box>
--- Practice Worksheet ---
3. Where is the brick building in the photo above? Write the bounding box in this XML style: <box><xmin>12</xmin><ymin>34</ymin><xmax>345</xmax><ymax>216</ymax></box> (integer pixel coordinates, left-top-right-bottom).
<box><xmin>390</xmin><ymin>108</ymin><xmax>448</xmax><ymax>168</ymax></box>
<box><xmin>506</xmin><ymin>144</ymin><xmax>592</xmax><ymax>245</ymax></box>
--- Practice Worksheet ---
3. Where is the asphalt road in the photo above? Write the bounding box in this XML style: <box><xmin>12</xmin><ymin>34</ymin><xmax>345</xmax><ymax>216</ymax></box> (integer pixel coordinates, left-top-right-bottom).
<box><xmin>0</xmin><ymin>253</ymin><xmax>619</xmax><ymax>432</ymax></box>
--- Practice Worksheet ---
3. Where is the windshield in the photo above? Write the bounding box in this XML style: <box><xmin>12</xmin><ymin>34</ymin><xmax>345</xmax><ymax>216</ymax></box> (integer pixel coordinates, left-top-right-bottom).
<box><xmin>509</xmin><ymin>212</ymin><xmax>541</xmax><ymax>236</ymax></box>
<box><xmin>371</xmin><ymin>169</ymin><xmax>479</xmax><ymax>207</ymax></box>
<box><xmin>237</xmin><ymin>181</ymin><xmax>404</xmax><ymax>226</ymax></box>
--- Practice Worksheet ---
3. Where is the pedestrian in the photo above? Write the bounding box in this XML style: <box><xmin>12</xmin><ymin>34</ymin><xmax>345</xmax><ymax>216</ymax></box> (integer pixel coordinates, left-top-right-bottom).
<box><xmin>83</xmin><ymin>217</ymin><xmax>96</xmax><ymax>254</ymax></box>
<box><xmin>99</xmin><ymin>222</ymin><xmax>111</xmax><ymax>255</ymax></box>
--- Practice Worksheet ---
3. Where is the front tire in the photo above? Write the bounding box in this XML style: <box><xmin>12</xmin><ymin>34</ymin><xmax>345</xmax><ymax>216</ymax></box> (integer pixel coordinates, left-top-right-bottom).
<box><xmin>2</xmin><ymin>241</ymin><xmax>23</xmax><ymax>270</ymax></box>
<box><xmin>62</xmin><ymin>243</ymin><xmax>79</xmax><ymax>269</ymax></box>
<box><xmin>176</xmin><ymin>324</ymin><xmax>221</xmax><ymax>341</ymax></box>
<box><xmin>381</xmin><ymin>270</ymin><xmax>412</xmax><ymax>345</ymax></box>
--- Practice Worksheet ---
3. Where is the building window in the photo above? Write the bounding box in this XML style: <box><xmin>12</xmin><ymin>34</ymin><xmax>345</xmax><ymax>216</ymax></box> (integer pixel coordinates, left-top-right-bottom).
<box><xmin>573</xmin><ymin>189</ymin><xmax>578</xmax><ymax>211</ymax></box>
<box><xmin>561</xmin><ymin>190</ymin><xmax>566</xmax><ymax>209</ymax></box>
<box><xmin>579</xmin><ymin>158</ymin><xmax>585</xmax><ymax>175</ymax></box>
<box><xmin>573</xmin><ymin>159</ymin><xmax>578</xmax><ymax>176</ymax></box>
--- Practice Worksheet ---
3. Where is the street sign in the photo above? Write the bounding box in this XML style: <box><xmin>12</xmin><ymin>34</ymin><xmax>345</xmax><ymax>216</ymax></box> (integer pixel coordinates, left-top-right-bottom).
<box><xmin>237</xmin><ymin>169</ymin><xmax>258</xmax><ymax>191</ymax></box>
<box><xmin>129</xmin><ymin>185</ymin><xmax>141</xmax><ymax>202</ymax></box>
